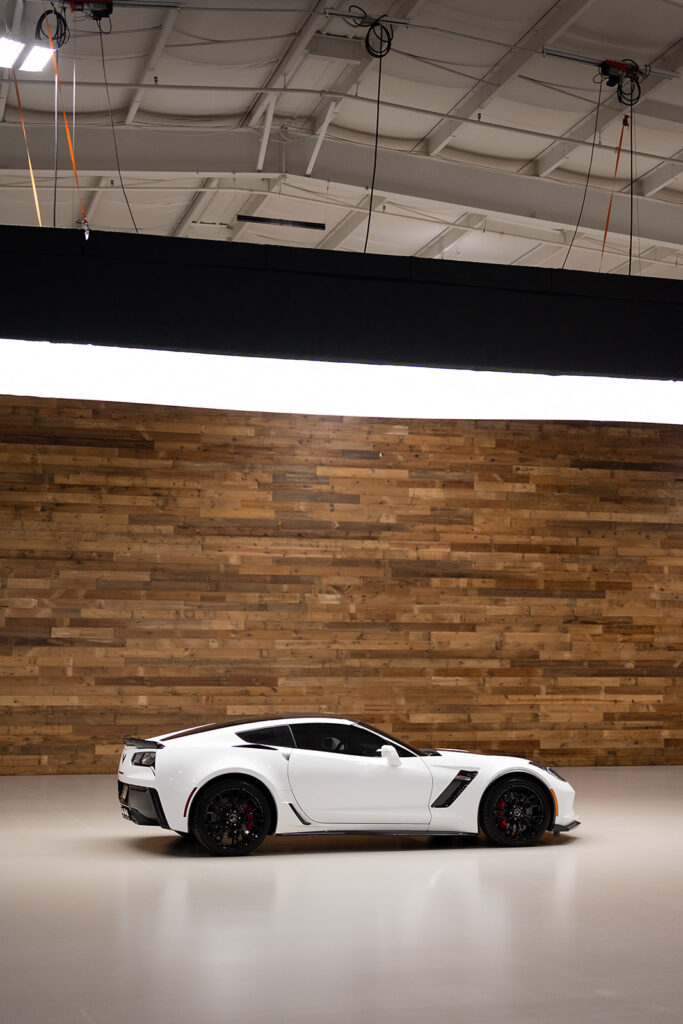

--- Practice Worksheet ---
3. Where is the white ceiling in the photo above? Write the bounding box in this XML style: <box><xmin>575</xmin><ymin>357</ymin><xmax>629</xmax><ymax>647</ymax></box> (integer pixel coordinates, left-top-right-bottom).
<box><xmin>0</xmin><ymin>0</ymin><xmax>682</xmax><ymax>277</ymax></box>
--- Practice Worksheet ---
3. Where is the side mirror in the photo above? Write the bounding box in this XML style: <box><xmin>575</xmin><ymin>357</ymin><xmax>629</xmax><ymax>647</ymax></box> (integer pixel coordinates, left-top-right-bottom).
<box><xmin>379</xmin><ymin>744</ymin><xmax>401</xmax><ymax>767</ymax></box>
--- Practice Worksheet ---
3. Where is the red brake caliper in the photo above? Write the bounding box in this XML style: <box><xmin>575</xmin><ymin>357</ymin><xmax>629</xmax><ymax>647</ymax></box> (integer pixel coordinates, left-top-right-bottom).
<box><xmin>245</xmin><ymin>802</ymin><xmax>255</xmax><ymax>833</ymax></box>
<box><xmin>497</xmin><ymin>797</ymin><xmax>508</xmax><ymax>829</ymax></box>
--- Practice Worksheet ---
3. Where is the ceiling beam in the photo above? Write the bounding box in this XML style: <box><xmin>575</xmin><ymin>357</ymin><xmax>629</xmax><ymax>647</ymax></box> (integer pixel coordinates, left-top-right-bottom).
<box><xmin>513</xmin><ymin>241</ymin><xmax>565</xmax><ymax>266</ymax></box>
<box><xmin>171</xmin><ymin>176</ymin><xmax>220</xmax><ymax>238</ymax></box>
<box><xmin>84</xmin><ymin>175</ymin><xmax>111</xmax><ymax>224</ymax></box>
<box><xmin>0</xmin><ymin>0</ymin><xmax>24</xmax><ymax>122</ymax></box>
<box><xmin>531</xmin><ymin>35</ymin><xmax>683</xmax><ymax>177</ymax></box>
<box><xmin>414</xmin><ymin>213</ymin><xmax>486</xmax><ymax>258</ymax></box>
<box><xmin>256</xmin><ymin>95</ymin><xmax>276</xmax><ymax>173</ymax></box>
<box><xmin>2</xmin><ymin>124</ymin><xmax>683</xmax><ymax>248</ymax></box>
<box><xmin>305</xmin><ymin>0</ymin><xmax>424</xmax><ymax>177</ymax></box>
<box><xmin>317</xmin><ymin>192</ymin><xmax>387</xmax><ymax>250</ymax></box>
<box><xmin>607</xmin><ymin>244</ymin><xmax>681</xmax><ymax>275</ymax></box>
<box><xmin>245</xmin><ymin>0</ymin><xmax>328</xmax><ymax>129</ymax></box>
<box><xmin>638</xmin><ymin>98</ymin><xmax>683</xmax><ymax>127</ymax></box>
<box><xmin>230</xmin><ymin>183</ymin><xmax>279</xmax><ymax>242</ymax></box>
<box><xmin>426</xmin><ymin>0</ymin><xmax>595</xmax><ymax>157</ymax></box>
<box><xmin>634</xmin><ymin>146</ymin><xmax>683</xmax><ymax>196</ymax></box>
<box><xmin>125</xmin><ymin>8</ymin><xmax>178</xmax><ymax>126</ymax></box>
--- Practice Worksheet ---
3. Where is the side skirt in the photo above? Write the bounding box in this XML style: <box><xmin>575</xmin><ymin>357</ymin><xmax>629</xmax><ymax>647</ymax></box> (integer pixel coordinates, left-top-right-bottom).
<box><xmin>277</xmin><ymin>829</ymin><xmax>479</xmax><ymax>838</ymax></box>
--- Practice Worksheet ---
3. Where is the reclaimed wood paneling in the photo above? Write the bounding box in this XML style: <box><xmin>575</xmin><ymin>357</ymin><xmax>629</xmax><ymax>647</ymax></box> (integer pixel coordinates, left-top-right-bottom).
<box><xmin>0</xmin><ymin>396</ymin><xmax>681</xmax><ymax>773</ymax></box>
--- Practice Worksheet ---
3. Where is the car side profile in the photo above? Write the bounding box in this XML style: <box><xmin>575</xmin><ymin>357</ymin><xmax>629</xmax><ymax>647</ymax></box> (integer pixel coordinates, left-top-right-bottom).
<box><xmin>117</xmin><ymin>715</ymin><xmax>579</xmax><ymax>856</ymax></box>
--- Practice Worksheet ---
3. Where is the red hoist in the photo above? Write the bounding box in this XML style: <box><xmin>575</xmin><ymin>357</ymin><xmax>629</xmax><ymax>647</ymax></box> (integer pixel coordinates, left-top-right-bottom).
<box><xmin>70</xmin><ymin>2</ymin><xmax>113</xmax><ymax>19</ymax></box>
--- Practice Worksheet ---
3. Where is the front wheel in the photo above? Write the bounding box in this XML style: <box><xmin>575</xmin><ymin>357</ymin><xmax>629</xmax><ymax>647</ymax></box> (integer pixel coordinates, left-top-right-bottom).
<box><xmin>192</xmin><ymin>778</ymin><xmax>271</xmax><ymax>856</ymax></box>
<box><xmin>480</xmin><ymin>776</ymin><xmax>550</xmax><ymax>847</ymax></box>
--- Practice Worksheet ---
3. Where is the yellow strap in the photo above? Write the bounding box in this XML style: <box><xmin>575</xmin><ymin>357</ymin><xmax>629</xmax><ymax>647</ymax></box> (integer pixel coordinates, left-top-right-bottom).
<box><xmin>12</xmin><ymin>70</ymin><xmax>42</xmax><ymax>227</ymax></box>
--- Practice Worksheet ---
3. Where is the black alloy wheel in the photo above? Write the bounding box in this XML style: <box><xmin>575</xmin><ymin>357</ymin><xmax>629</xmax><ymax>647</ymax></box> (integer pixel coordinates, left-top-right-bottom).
<box><xmin>192</xmin><ymin>778</ymin><xmax>271</xmax><ymax>856</ymax></box>
<box><xmin>480</xmin><ymin>775</ymin><xmax>550</xmax><ymax>847</ymax></box>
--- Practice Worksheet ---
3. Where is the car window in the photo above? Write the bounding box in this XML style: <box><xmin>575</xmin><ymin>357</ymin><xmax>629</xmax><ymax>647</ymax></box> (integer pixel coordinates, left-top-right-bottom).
<box><xmin>351</xmin><ymin>725</ymin><xmax>416</xmax><ymax>757</ymax></box>
<box><xmin>290</xmin><ymin>722</ymin><xmax>414</xmax><ymax>757</ymax></box>
<box><xmin>235</xmin><ymin>724</ymin><xmax>295</xmax><ymax>747</ymax></box>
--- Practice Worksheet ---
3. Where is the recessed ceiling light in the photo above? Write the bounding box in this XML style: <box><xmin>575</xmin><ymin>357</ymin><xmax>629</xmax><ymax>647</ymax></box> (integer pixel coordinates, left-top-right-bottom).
<box><xmin>0</xmin><ymin>36</ymin><xmax>25</xmax><ymax>69</ymax></box>
<box><xmin>19</xmin><ymin>44</ymin><xmax>53</xmax><ymax>73</ymax></box>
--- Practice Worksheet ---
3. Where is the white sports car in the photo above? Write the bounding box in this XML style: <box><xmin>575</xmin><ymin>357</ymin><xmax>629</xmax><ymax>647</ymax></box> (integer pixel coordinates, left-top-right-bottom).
<box><xmin>117</xmin><ymin>715</ymin><xmax>579</xmax><ymax>856</ymax></box>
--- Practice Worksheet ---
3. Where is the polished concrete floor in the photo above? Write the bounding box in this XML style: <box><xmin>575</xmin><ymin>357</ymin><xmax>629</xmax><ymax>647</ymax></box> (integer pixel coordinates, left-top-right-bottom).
<box><xmin>1</xmin><ymin>767</ymin><xmax>682</xmax><ymax>1024</ymax></box>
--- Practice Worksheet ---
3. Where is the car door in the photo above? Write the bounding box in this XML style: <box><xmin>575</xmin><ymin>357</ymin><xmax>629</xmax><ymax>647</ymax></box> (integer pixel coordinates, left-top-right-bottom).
<box><xmin>286</xmin><ymin>722</ymin><xmax>432</xmax><ymax>826</ymax></box>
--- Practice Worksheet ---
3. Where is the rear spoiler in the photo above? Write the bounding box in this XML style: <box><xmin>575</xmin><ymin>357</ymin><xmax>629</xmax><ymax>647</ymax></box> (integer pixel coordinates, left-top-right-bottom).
<box><xmin>123</xmin><ymin>736</ymin><xmax>165</xmax><ymax>750</ymax></box>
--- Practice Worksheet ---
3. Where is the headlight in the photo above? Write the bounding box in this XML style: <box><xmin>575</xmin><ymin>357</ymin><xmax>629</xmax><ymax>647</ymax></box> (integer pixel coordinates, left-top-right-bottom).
<box><xmin>131</xmin><ymin>751</ymin><xmax>156</xmax><ymax>767</ymax></box>
<box><xmin>529</xmin><ymin>760</ymin><xmax>566</xmax><ymax>782</ymax></box>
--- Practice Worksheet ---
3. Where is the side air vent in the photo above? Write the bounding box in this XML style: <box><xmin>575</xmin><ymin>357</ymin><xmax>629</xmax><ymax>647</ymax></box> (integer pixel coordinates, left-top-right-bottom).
<box><xmin>288</xmin><ymin>803</ymin><xmax>310</xmax><ymax>825</ymax></box>
<box><xmin>431</xmin><ymin>770</ymin><xmax>478</xmax><ymax>808</ymax></box>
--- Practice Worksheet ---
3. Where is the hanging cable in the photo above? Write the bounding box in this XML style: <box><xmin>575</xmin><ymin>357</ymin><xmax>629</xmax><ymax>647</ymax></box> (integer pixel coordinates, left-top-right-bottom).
<box><xmin>364</xmin><ymin>19</ymin><xmax>393</xmax><ymax>59</ymax></box>
<box><xmin>599</xmin><ymin>114</ymin><xmax>629</xmax><ymax>273</ymax></box>
<box><xmin>362</xmin><ymin>50</ymin><xmax>382</xmax><ymax>254</ymax></box>
<box><xmin>12</xmin><ymin>71</ymin><xmax>43</xmax><ymax>228</ymax></box>
<box><xmin>562</xmin><ymin>77</ymin><xmax>602</xmax><ymax>270</ymax></box>
<box><xmin>628</xmin><ymin>107</ymin><xmax>635</xmax><ymax>276</ymax></box>
<box><xmin>53</xmin><ymin>50</ymin><xmax>58</xmax><ymax>227</ymax></box>
<box><xmin>38</xmin><ymin>5</ymin><xmax>69</xmax><ymax>229</ymax></box>
<box><xmin>346</xmin><ymin>9</ymin><xmax>393</xmax><ymax>254</ymax></box>
<box><xmin>98</xmin><ymin>21</ymin><xmax>139</xmax><ymax>233</ymax></box>
<box><xmin>44</xmin><ymin>19</ymin><xmax>88</xmax><ymax>234</ymax></box>
<box><xmin>72</xmin><ymin>24</ymin><xmax>77</xmax><ymax>231</ymax></box>
<box><xmin>36</xmin><ymin>4</ymin><xmax>70</xmax><ymax>49</ymax></box>
<box><xmin>631</xmin><ymin>109</ymin><xmax>642</xmax><ymax>275</ymax></box>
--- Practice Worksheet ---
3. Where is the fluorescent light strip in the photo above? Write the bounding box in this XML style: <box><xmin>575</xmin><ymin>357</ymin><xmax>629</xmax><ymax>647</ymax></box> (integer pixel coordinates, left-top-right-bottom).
<box><xmin>0</xmin><ymin>36</ymin><xmax>25</xmax><ymax>69</ymax></box>
<box><xmin>1</xmin><ymin>338</ymin><xmax>682</xmax><ymax>424</ymax></box>
<box><xmin>19</xmin><ymin>45</ymin><xmax>53</xmax><ymax>73</ymax></box>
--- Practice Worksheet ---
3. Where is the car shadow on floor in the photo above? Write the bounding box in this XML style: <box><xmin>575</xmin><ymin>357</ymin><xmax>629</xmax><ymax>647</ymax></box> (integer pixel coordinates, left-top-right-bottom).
<box><xmin>121</xmin><ymin>830</ymin><xmax>576</xmax><ymax>858</ymax></box>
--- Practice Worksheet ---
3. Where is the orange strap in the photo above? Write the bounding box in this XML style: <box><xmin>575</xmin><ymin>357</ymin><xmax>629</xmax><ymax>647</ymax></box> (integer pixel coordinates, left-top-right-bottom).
<box><xmin>12</xmin><ymin>70</ymin><xmax>42</xmax><ymax>227</ymax></box>
<box><xmin>45</xmin><ymin>22</ymin><xmax>88</xmax><ymax>228</ymax></box>
<box><xmin>599</xmin><ymin>115</ymin><xmax>629</xmax><ymax>272</ymax></box>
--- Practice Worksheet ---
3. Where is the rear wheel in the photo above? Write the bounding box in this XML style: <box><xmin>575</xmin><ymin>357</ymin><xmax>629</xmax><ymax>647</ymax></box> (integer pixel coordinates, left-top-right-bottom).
<box><xmin>192</xmin><ymin>778</ymin><xmax>271</xmax><ymax>856</ymax></box>
<box><xmin>480</xmin><ymin>776</ymin><xmax>550</xmax><ymax>847</ymax></box>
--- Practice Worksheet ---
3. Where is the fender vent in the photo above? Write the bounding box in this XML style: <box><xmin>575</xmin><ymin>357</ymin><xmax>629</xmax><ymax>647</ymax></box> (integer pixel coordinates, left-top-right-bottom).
<box><xmin>432</xmin><ymin>770</ymin><xmax>478</xmax><ymax>808</ymax></box>
<box><xmin>288</xmin><ymin>803</ymin><xmax>310</xmax><ymax>825</ymax></box>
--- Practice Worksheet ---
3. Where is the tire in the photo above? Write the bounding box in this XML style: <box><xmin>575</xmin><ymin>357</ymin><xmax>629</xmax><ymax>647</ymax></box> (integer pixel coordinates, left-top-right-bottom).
<box><xmin>191</xmin><ymin>778</ymin><xmax>271</xmax><ymax>857</ymax></box>
<box><xmin>480</xmin><ymin>775</ymin><xmax>550</xmax><ymax>847</ymax></box>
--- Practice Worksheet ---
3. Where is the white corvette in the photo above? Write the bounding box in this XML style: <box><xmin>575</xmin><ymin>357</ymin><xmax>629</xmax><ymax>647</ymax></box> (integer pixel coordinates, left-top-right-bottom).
<box><xmin>117</xmin><ymin>715</ymin><xmax>579</xmax><ymax>856</ymax></box>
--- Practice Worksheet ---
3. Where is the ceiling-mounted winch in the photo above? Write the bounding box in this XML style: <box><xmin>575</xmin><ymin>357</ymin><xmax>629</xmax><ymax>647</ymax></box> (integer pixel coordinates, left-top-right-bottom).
<box><xmin>70</xmin><ymin>2</ymin><xmax>113</xmax><ymax>21</ymax></box>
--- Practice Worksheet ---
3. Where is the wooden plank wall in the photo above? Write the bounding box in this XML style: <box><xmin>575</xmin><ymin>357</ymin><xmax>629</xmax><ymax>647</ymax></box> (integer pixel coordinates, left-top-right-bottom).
<box><xmin>0</xmin><ymin>395</ymin><xmax>681</xmax><ymax>773</ymax></box>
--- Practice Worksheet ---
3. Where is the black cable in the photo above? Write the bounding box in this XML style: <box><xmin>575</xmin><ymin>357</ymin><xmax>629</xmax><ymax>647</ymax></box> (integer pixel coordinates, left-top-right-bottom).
<box><xmin>36</xmin><ymin>5</ymin><xmax>70</xmax><ymax>49</ymax></box>
<box><xmin>53</xmin><ymin>50</ymin><xmax>58</xmax><ymax>228</ymax></box>
<box><xmin>628</xmin><ymin>107</ymin><xmax>634</xmax><ymax>276</ymax></box>
<box><xmin>562</xmin><ymin>78</ymin><xmax>602</xmax><ymax>271</ymax></box>
<box><xmin>98</xmin><ymin>22</ymin><xmax>139</xmax><ymax>233</ymax></box>
<box><xmin>343</xmin><ymin>4</ymin><xmax>369</xmax><ymax>27</ymax></box>
<box><xmin>355</xmin><ymin>10</ymin><xmax>392</xmax><ymax>254</ymax></box>
<box><xmin>631</xmin><ymin>109</ymin><xmax>641</xmax><ymax>274</ymax></box>
<box><xmin>362</xmin><ymin>49</ymin><xmax>383</xmax><ymax>254</ymax></box>
<box><xmin>616</xmin><ymin>61</ymin><xmax>641</xmax><ymax>107</ymax></box>
<box><xmin>365</xmin><ymin>19</ymin><xmax>393</xmax><ymax>59</ymax></box>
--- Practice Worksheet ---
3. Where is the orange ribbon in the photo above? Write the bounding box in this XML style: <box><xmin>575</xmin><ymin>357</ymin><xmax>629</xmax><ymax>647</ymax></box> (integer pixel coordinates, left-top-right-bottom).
<box><xmin>599</xmin><ymin>114</ymin><xmax>629</xmax><ymax>272</ymax></box>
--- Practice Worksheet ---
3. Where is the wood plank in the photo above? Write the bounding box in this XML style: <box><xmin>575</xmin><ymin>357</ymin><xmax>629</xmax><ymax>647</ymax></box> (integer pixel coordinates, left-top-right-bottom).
<box><xmin>0</xmin><ymin>396</ymin><xmax>681</xmax><ymax>772</ymax></box>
